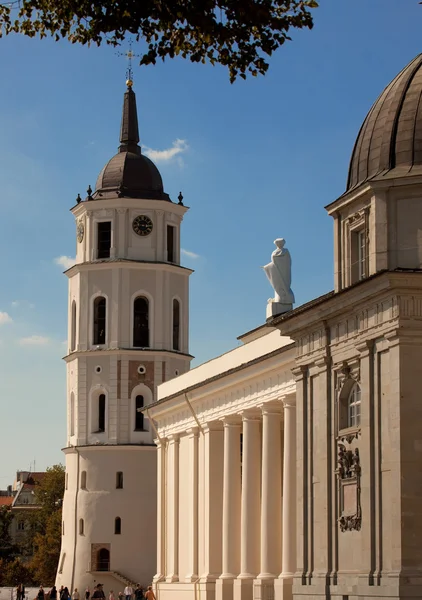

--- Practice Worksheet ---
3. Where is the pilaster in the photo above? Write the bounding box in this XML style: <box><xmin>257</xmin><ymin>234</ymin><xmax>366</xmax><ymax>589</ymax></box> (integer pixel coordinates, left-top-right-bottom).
<box><xmin>166</xmin><ymin>434</ymin><xmax>180</xmax><ymax>582</ymax></box>
<box><xmin>185</xmin><ymin>427</ymin><xmax>199</xmax><ymax>582</ymax></box>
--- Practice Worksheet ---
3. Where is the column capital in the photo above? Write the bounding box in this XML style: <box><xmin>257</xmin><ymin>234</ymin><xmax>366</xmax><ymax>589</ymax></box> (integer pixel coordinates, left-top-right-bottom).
<box><xmin>238</xmin><ymin>408</ymin><xmax>262</xmax><ymax>421</ymax></box>
<box><xmin>281</xmin><ymin>393</ymin><xmax>296</xmax><ymax>409</ymax></box>
<box><xmin>259</xmin><ymin>400</ymin><xmax>283</xmax><ymax>415</ymax></box>
<box><xmin>168</xmin><ymin>433</ymin><xmax>180</xmax><ymax>444</ymax></box>
<box><xmin>186</xmin><ymin>426</ymin><xmax>200</xmax><ymax>438</ymax></box>
<box><xmin>291</xmin><ymin>365</ymin><xmax>308</xmax><ymax>380</ymax></box>
<box><xmin>356</xmin><ymin>339</ymin><xmax>375</xmax><ymax>356</ymax></box>
<box><xmin>220</xmin><ymin>415</ymin><xmax>242</xmax><ymax>427</ymax></box>
<box><xmin>202</xmin><ymin>420</ymin><xmax>224</xmax><ymax>433</ymax></box>
<box><xmin>314</xmin><ymin>355</ymin><xmax>331</xmax><ymax>370</ymax></box>
<box><xmin>154</xmin><ymin>437</ymin><xmax>167</xmax><ymax>448</ymax></box>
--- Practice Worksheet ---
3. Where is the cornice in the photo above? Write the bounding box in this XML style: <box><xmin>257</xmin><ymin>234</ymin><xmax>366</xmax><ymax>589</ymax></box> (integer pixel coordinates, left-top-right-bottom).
<box><xmin>65</xmin><ymin>259</ymin><xmax>193</xmax><ymax>277</ymax></box>
<box><xmin>64</xmin><ymin>347</ymin><xmax>194</xmax><ymax>362</ymax></box>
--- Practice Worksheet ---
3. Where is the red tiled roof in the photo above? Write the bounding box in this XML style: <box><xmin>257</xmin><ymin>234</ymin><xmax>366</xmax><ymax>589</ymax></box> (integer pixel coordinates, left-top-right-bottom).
<box><xmin>0</xmin><ymin>497</ymin><xmax>13</xmax><ymax>506</ymax></box>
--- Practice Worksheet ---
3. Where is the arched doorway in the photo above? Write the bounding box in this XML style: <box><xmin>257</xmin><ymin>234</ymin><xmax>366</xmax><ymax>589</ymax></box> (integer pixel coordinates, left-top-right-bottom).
<box><xmin>97</xmin><ymin>547</ymin><xmax>110</xmax><ymax>571</ymax></box>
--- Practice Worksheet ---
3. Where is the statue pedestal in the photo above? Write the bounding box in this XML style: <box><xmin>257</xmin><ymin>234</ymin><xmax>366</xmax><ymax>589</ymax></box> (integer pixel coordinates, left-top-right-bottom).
<box><xmin>266</xmin><ymin>300</ymin><xmax>293</xmax><ymax>319</ymax></box>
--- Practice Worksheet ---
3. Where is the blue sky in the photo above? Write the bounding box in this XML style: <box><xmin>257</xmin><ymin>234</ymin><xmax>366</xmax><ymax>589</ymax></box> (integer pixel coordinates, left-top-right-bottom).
<box><xmin>0</xmin><ymin>0</ymin><xmax>420</xmax><ymax>486</ymax></box>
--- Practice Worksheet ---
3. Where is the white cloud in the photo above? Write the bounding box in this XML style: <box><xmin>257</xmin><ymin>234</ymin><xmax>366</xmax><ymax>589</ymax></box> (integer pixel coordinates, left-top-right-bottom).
<box><xmin>11</xmin><ymin>301</ymin><xmax>19</xmax><ymax>307</ymax></box>
<box><xmin>181</xmin><ymin>248</ymin><xmax>200</xmax><ymax>259</ymax></box>
<box><xmin>0</xmin><ymin>312</ymin><xmax>13</xmax><ymax>325</ymax></box>
<box><xmin>54</xmin><ymin>255</ymin><xmax>76</xmax><ymax>270</ymax></box>
<box><xmin>18</xmin><ymin>335</ymin><xmax>51</xmax><ymax>346</ymax></box>
<box><xmin>144</xmin><ymin>139</ymin><xmax>188</xmax><ymax>164</ymax></box>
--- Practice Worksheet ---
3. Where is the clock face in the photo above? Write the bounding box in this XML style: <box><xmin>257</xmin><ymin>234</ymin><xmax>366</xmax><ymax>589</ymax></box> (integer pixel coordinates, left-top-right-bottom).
<box><xmin>133</xmin><ymin>215</ymin><xmax>153</xmax><ymax>237</ymax></box>
<box><xmin>77</xmin><ymin>220</ymin><xmax>84</xmax><ymax>243</ymax></box>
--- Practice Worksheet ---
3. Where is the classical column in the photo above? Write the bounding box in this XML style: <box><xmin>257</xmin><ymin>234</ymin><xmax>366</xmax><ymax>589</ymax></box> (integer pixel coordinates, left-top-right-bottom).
<box><xmin>216</xmin><ymin>417</ymin><xmax>241</xmax><ymax>600</ymax></box>
<box><xmin>234</xmin><ymin>410</ymin><xmax>261</xmax><ymax>600</ymax></box>
<box><xmin>200</xmin><ymin>422</ymin><xmax>224</xmax><ymax>583</ymax></box>
<box><xmin>153</xmin><ymin>438</ymin><xmax>166</xmax><ymax>582</ymax></box>
<box><xmin>255</xmin><ymin>401</ymin><xmax>282</xmax><ymax>597</ymax></box>
<box><xmin>275</xmin><ymin>395</ymin><xmax>296</xmax><ymax>600</ymax></box>
<box><xmin>166</xmin><ymin>434</ymin><xmax>180</xmax><ymax>582</ymax></box>
<box><xmin>186</xmin><ymin>427</ymin><xmax>199</xmax><ymax>582</ymax></box>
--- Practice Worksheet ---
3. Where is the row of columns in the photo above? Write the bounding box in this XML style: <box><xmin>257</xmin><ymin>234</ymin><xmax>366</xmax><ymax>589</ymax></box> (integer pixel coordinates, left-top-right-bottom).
<box><xmin>154</xmin><ymin>395</ymin><xmax>296</xmax><ymax>600</ymax></box>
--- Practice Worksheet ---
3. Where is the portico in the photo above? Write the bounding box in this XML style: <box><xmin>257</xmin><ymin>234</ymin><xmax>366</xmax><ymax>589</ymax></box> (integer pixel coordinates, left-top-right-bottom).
<box><xmin>147</xmin><ymin>327</ymin><xmax>297</xmax><ymax>600</ymax></box>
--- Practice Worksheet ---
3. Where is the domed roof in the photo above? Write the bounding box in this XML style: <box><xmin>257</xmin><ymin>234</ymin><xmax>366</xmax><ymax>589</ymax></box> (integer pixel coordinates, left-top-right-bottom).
<box><xmin>347</xmin><ymin>54</ymin><xmax>422</xmax><ymax>191</ymax></box>
<box><xmin>96</xmin><ymin>151</ymin><xmax>167</xmax><ymax>200</ymax></box>
<box><xmin>94</xmin><ymin>85</ymin><xmax>169</xmax><ymax>201</ymax></box>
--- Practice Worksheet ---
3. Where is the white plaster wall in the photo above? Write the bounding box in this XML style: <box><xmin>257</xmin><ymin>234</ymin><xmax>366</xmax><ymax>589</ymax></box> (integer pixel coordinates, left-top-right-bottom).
<box><xmin>57</xmin><ymin>447</ymin><xmax>157</xmax><ymax>591</ymax></box>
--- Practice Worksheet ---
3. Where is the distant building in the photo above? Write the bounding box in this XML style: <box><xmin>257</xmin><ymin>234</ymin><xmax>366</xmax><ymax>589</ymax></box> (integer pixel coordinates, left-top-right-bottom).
<box><xmin>0</xmin><ymin>471</ymin><xmax>46</xmax><ymax>556</ymax></box>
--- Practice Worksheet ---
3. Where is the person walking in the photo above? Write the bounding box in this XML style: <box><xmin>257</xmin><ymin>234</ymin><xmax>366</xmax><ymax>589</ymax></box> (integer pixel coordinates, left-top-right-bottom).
<box><xmin>143</xmin><ymin>588</ymin><xmax>155</xmax><ymax>600</ymax></box>
<box><xmin>72</xmin><ymin>589</ymin><xmax>80</xmax><ymax>600</ymax></box>
<box><xmin>123</xmin><ymin>585</ymin><xmax>132</xmax><ymax>600</ymax></box>
<box><xmin>50</xmin><ymin>587</ymin><xmax>57</xmax><ymax>600</ymax></box>
<box><xmin>92</xmin><ymin>585</ymin><xmax>105</xmax><ymax>600</ymax></box>
<box><xmin>37</xmin><ymin>587</ymin><xmax>45</xmax><ymax>600</ymax></box>
<box><xmin>84</xmin><ymin>589</ymin><xmax>90</xmax><ymax>600</ymax></box>
<box><xmin>109</xmin><ymin>591</ymin><xmax>115</xmax><ymax>600</ymax></box>
<box><xmin>61</xmin><ymin>588</ymin><xmax>70</xmax><ymax>600</ymax></box>
<box><xmin>134</xmin><ymin>586</ymin><xmax>143</xmax><ymax>600</ymax></box>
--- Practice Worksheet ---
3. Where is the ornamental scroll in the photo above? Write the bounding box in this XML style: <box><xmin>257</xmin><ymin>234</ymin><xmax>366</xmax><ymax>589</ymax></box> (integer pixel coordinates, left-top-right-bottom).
<box><xmin>337</xmin><ymin>443</ymin><xmax>361</xmax><ymax>532</ymax></box>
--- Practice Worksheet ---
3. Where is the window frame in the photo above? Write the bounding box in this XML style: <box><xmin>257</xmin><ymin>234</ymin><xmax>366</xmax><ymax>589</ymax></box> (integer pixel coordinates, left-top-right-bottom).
<box><xmin>133</xmin><ymin>296</ymin><xmax>150</xmax><ymax>348</ymax></box>
<box><xmin>114</xmin><ymin>517</ymin><xmax>122</xmax><ymax>535</ymax></box>
<box><xmin>166</xmin><ymin>224</ymin><xmax>176</xmax><ymax>263</ymax></box>
<box><xmin>96</xmin><ymin>220</ymin><xmax>112</xmax><ymax>259</ymax></box>
<box><xmin>134</xmin><ymin>395</ymin><xmax>144</xmax><ymax>431</ymax></box>
<box><xmin>93</xmin><ymin>296</ymin><xmax>107</xmax><ymax>346</ymax></box>
<box><xmin>338</xmin><ymin>378</ymin><xmax>362</xmax><ymax>433</ymax></box>
<box><xmin>172</xmin><ymin>298</ymin><xmax>181</xmax><ymax>351</ymax></box>
<box><xmin>116</xmin><ymin>471</ymin><xmax>124</xmax><ymax>489</ymax></box>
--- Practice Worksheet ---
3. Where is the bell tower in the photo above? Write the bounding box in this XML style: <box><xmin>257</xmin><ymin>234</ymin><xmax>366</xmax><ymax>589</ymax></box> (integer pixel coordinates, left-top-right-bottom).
<box><xmin>57</xmin><ymin>78</ymin><xmax>192</xmax><ymax>590</ymax></box>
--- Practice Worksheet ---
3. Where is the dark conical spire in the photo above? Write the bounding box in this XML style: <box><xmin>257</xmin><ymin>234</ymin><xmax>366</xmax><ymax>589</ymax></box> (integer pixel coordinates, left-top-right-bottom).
<box><xmin>119</xmin><ymin>83</ymin><xmax>140</xmax><ymax>155</ymax></box>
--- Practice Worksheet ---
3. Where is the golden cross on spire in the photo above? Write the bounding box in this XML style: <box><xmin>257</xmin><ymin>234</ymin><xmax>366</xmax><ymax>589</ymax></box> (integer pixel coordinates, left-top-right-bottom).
<box><xmin>116</xmin><ymin>40</ymin><xmax>140</xmax><ymax>88</ymax></box>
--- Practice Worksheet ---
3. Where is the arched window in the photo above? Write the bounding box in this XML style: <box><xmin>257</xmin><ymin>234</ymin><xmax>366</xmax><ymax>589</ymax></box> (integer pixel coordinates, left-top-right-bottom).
<box><xmin>79</xmin><ymin>518</ymin><xmax>84</xmax><ymax>535</ymax></box>
<box><xmin>115</xmin><ymin>517</ymin><xmax>122</xmax><ymax>535</ymax></box>
<box><xmin>81</xmin><ymin>471</ymin><xmax>87</xmax><ymax>489</ymax></box>
<box><xmin>97</xmin><ymin>548</ymin><xmax>110</xmax><ymax>571</ymax></box>
<box><xmin>93</xmin><ymin>297</ymin><xmax>106</xmax><ymax>345</ymax></box>
<box><xmin>98</xmin><ymin>394</ymin><xmax>106</xmax><ymax>432</ymax></box>
<box><xmin>70</xmin><ymin>301</ymin><xmax>76</xmax><ymax>351</ymax></box>
<box><xmin>133</xmin><ymin>297</ymin><xmax>149</xmax><ymax>347</ymax></box>
<box><xmin>172</xmin><ymin>299</ymin><xmax>180</xmax><ymax>351</ymax></box>
<box><xmin>347</xmin><ymin>384</ymin><xmax>361</xmax><ymax>428</ymax></box>
<box><xmin>135</xmin><ymin>395</ymin><xmax>144</xmax><ymax>431</ymax></box>
<box><xmin>70</xmin><ymin>393</ymin><xmax>75</xmax><ymax>437</ymax></box>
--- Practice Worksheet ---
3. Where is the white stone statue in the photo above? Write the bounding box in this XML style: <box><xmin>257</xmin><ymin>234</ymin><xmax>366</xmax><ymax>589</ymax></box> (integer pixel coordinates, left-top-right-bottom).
<box><xmin>262</xmin><ymin>238</ymin><xmax>295</xmax><ymax>318</ymax></box>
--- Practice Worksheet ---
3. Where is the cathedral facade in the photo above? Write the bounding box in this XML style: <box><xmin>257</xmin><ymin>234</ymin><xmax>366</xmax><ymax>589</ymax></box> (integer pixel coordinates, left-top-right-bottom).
<box><xmin>147</xmin><ymin>52</ymin><xmax>422</xmax><ymax>600</ymax></box>
<box><xmin>56</xmin><ymin>81</ymin><xmax>192</xmax><ymax>591</ymax></box>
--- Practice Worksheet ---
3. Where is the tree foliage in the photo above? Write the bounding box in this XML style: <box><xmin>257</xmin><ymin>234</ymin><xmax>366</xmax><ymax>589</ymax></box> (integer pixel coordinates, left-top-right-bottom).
<box><xmin>0</xmin><ymin>557</ymin><xmax>35</xmax><ymax>587</ymax></box>
<box><xmin>25</xmin><ymin>465</ymin><xmax>65</xmax><ymax>585</ymax></box>
<box><xmin>0</xmin><ymin>0</ymin><xmax>319</xmax><ymax>82</ymax></box>
<box><xmin>30</xmin><ymin>510</ymin><xmax>62</xmax><ymax>586</ymax></box>
<box><xmin>0</xmin><ymin>506</ymin><xmax>18</xmax><ymax>562</ymax></box>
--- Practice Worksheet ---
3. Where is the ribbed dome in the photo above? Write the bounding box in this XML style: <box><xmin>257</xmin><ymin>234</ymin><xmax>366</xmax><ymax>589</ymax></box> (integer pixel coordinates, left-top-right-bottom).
<box><xmin>95</xmin><ymin>151</ymin><xmax>168</xmax><ymax>200</ymax></box>
<box><xmin>347</xmin><ymin>54</ymin><xmax>422</xmax><ymax>191</ymax></box>
<box><xmin>94</xmin><ymin>86</ymin><xmax>170</xmax><ymax>201</ymax></box>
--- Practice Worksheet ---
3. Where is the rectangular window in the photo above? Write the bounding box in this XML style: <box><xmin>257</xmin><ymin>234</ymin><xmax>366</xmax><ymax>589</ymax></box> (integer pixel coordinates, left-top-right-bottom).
<box><xmin>357</xmin><ymin>230</ymin><xmax>366</xmax><ymax>280</ymax></box>
<box><xmin>116</xmin><ymin>472</ymin><xmax>123</xmax><ymax>489</ymax></box>
<box><xmin>167</xmin><ymin>225</ymin><xmax>175</xmax><ymax>263</ymax></box>
<box><xmin>351</xmin><ymin>229</ymin><xmax>367</xmax><ymax>283</ymax></box>
<box><xmin>97</xmin><ymin>222</ymin><xmax>111</xmax><ymax>259</ymax></box>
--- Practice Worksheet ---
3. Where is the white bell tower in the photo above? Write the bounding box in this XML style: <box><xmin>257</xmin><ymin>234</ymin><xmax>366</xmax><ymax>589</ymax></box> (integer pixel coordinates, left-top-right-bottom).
<box><xmin>57</xmin><ymin>78</ymin><xmax>192</xmax><ymax>591</ymax></box>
